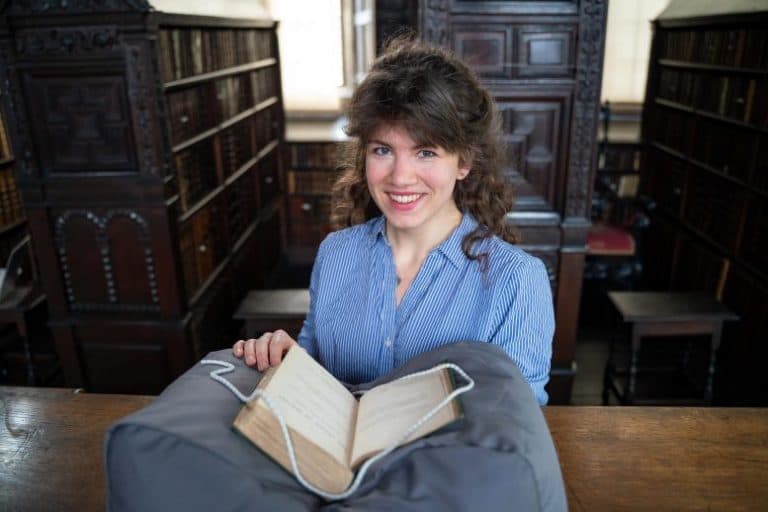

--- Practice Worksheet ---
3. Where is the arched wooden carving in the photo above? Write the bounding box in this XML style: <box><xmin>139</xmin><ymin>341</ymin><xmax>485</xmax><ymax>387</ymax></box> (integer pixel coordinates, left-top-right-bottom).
<box><xmin>55</xmin><ymin>209</ymin><xmax>160</xmax><ymax>312</ymax></box>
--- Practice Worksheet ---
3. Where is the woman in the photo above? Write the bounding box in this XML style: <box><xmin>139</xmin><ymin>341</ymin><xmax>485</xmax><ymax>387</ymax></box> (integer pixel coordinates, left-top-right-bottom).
<box><xmin>233</xmin><ymin>37</ymin><xmax>555</xmax><ymax>404</ymax></box>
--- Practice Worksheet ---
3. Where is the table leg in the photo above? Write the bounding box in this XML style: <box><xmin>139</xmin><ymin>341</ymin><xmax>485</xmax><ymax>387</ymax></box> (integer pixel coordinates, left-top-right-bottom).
<box><xmin>17</xmin><ymin>312</ymin><xmax>35</xmax><ymax>386</ymax></box>
<box><xmin>602</xmin><ymin>318</ymin><xmax>619</xmax><ymax>405</ymax></box>
<box><xmin>626</xmin><ymin>325</ymin><xmax>641</xmax><ymax>405</ymax></box>
<box><xmin>705</xmin><ymin>323</ymin><xmax>723</xmax><ymax>404</ymax></box>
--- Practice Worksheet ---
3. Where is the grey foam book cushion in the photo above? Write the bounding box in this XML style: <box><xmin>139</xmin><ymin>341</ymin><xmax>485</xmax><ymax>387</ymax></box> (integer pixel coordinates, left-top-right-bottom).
<box><xmin>104</xmin><ymin>342</ymin><xmax>566</xmax><ymax>511</ymax></box>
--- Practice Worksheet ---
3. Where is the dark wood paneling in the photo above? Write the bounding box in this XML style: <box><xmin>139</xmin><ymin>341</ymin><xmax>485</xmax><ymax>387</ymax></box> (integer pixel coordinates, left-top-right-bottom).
<box><xmin>453</xmin><ymin>25</ymin><xmax>514</xmax><ymax>79</ymax></box>
<box><xmin>24</xmin><ymin>72</ymin><xmax>137</xmax><ymax>173</ymax></box>
<box><xmin>494</xmin><ymin>91</ymin><xmax>570</xmax><ymax>211</ymax></box>
<box><xmin>0</xmin><ymin>7</ymin><xmax>285</xmax><ymax>393</ymax></box>
<box><xmin>420</xmin><ymin>0</ymin><xmax>607</xmax><ymax>403</ymax></box>
<box><xmin>518</xmin><ymin>25</ymin><xmax>575</xmax><ymax>77</ymax></box>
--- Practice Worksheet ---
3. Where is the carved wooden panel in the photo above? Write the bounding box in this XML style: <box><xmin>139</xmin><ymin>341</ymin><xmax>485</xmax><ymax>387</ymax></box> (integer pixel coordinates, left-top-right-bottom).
<box><xmin>58</xmin><ymin>214</ymin><xmax>109</xmax><ymax>305</ymax></box>
<box><xmin>24</xmin><ymin>73</ymin><xmax>137</xmax><ymax>172</ymax></box>
<box><xmin>54</xmin><ymin>209</ymin><xmax>160</xmax><ymax>312</ymax></box>
<box><xmin>79</xmin><ymin>336</ymin><xmax>169</xmax><ymax>394</ymax></box>
<box><xmin>453</xmin><ymin>25</ymin><xmax>513</xmax><ymax>78</ymax></box>
<box><xmin>15</xmin><ymin>26</ymin><xmax>121</xmax><ymax>57</ymax></box>
<box><xmin>495</xmin><ymin>95</ymin><xmax>568</xmax><ymax>211</ymax></box>
<box><xmin>518</xmin><ymin>25</ymin><xmax>575</xmax><ymax>77</ymax></box>
<box><xmin>106</xmin><ymin>213</ymin><xmax>158</xmax><ymax>305</ymax></box>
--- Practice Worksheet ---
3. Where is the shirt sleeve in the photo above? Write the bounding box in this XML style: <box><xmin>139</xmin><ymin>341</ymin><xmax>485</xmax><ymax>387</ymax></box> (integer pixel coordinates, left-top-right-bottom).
<box><xmin>491</xmin><ymin>255</ymin><xmax>555</xmax><ymax>405</ymax></box>
<box><xmin>296</xmin><ymin>238</ymin><xmax>327</xmax><ymax>358</ymax></box>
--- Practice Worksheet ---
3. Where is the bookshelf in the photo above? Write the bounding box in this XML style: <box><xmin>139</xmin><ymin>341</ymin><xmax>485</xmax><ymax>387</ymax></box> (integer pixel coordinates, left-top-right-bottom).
<box><xmin>0</xmin><ymin>3</ymin><xmax>285</xmax><ymax>393</ymax></box>
<box><xmin>0</xmin><ymin>103</ymin><xmax>27</xmax><ymax>264</ymax></box>
<box><xmin>640</xmin><ymin>3</ymin><xmax>768</xmax><ymax>405</ymax></box>
<box><xmin>285</xmin><ymin>141</ymin><xmax>340</xmax><ymax>251</ymax></box>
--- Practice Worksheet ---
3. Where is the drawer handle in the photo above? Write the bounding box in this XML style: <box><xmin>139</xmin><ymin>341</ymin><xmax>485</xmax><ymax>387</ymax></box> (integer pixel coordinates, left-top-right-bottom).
<box><xmin>198</xmin><ymin>244</ymin><xmax>207</xmax><ymax>253</ymax></box>
<box><xmin>264</xmin><ymin>176</ymin><xmax>273</xmax><ymax>184</ymax></box>
<box><xmin>301</xmin><ymin>203</ymin><xmax>312</xmax><ymax>211</ymax></box>
<box><xmin>180</xmin><ymin>115</ymin><xmax>189</xmax><ymax>124</ymax></box>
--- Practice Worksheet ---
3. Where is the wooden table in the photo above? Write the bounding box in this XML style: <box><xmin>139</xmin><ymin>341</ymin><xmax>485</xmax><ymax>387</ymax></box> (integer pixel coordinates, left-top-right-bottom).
<box><xmin>2</xmin><ymin>386</ymin><xmax>767</xmax><ymax>511</ymax></box>
<box><xmin>605</xmin><ymin>291</ymin><xmax>739</xmax><ymax>405</ymax></box>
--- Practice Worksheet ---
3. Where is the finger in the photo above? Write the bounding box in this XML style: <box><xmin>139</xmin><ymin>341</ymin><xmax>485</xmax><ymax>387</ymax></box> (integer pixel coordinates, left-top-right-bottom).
<box><xmin>254</xmin><ymin>333</ymin><xmax>272</xmax><ymax>371</ymax></box>
<box><xmin>232</xmin><ymin>339</ymin><xmax>245</xmax><ymax>357</ymax></box>
<box><xmin>243</xmin><ymin>338</ymin><xmax>262</xmax><ymax>367</ymax></box>
<box><xmin>268</xmin><ymin>330</ymin><xmax>295</xmax><ymax>366</ymax></box>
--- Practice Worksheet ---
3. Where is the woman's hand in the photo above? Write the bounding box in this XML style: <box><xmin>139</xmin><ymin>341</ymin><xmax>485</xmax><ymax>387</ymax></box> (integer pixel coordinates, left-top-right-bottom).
<box><xmin>232</xmin><ymin>329</ymin><xmax>297</xmax><ymax>371</ymax></box>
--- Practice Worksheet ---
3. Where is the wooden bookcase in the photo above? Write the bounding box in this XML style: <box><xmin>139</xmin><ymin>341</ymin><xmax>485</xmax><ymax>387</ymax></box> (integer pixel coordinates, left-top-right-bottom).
<box><xmin>0</xmin><ymin>104</ymin><xmax>27</xmax><ymax>262</ymax></box>
<box><xmin>285</xmin><ymin>141</ymin><xmax>340</xmax><ymax>252</ymax></box>
<box><xmin>418</xmin><ymin>0</ymin><xmax>608</xmax><ymax>404</ymax></box>
<box><xmin>0</xmin><ymin>2</ymin><xmax>285</xmax><ymax>393</ymax></box>
<box><xmin>640</xmin><ymin>4</ymin><xmax>768</xmax><ymax>405</ymax></box>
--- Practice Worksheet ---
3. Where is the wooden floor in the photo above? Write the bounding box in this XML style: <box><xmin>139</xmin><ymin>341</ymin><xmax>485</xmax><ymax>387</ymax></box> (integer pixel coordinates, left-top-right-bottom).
<box><xmin>572</xmin><ymin>324</ymin><xmax>612</xmax><ymax>405</ymax></box>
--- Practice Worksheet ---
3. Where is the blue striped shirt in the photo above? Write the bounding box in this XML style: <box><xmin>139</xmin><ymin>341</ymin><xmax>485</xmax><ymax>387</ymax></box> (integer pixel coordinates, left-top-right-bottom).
<box><xmin>297</xmin><ymin>213</ymin><xmax>555</xmax><ymax>404</ymax></box>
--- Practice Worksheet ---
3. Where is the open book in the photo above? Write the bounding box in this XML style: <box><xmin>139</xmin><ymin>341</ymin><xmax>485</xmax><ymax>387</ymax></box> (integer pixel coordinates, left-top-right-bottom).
<box><xmin>233</xmin><ymin>347</ymin><xmax>462</xmax><ymax>494</ymax></box>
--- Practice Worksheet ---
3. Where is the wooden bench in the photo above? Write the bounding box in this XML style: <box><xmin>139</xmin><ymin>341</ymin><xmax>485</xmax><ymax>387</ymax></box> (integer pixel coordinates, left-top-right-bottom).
<box><xmin>233</xmin><ymin>289</ymin><xmax>310</xmax><ymax>339</ymax></box>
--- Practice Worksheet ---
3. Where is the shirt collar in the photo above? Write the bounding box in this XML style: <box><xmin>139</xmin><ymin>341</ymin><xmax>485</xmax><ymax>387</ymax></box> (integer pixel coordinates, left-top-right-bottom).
<box><xmin>366</xmin><ymin>213</ymin><xmax>478</xmax><ymax>269</ymax></box>
<box><xmin>436</xmin><ymin>212</ymin><xmax>478</xmax><ymax>269</ymax></box>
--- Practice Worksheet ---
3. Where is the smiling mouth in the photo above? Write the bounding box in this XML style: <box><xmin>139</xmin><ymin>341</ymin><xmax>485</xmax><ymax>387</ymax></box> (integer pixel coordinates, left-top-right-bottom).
<box><xmin>388</xmin><ymin>193</ymin><xmax>422</xmax><ymax>204</ymax></box>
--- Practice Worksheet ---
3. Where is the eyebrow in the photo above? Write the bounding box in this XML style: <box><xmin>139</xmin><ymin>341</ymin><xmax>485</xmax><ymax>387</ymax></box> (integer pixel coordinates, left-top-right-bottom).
<box><xmin>367</xmin><ymin>139</ymin><xmax>438</xmax><ymax>150</ymax></box>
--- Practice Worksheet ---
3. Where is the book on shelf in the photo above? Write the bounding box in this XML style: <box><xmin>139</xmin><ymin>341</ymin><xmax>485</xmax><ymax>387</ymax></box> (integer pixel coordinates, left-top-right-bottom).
<box><xmin>233</xmin><ymin>346</ymin><xmax>463</xmax><ymax>494</ymax></box>
<box><xmin>0</xmin><ymin>118</ymin><xmax>11</xmax><ymax>161</ymax></box>
<box><xmin>617</xmin><ymin>174</ymin><xmax>640</xmax><ymax>198</ymax></box>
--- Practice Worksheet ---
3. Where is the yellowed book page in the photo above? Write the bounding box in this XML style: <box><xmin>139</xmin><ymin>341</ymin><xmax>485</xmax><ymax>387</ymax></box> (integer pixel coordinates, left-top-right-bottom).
<box><xmin>349</xmin><ymin>369</ymin><xmax>458</xmax><ymax>468</ymax></box>
<box><xmin>257</xmin><ymin>347</ymin><xmax>359</xmax><ymax>466</ymax></box>
<box><xmin>234</xmin><ymin>404</ymin><xmax>354</xmax><ymax>494</ymax></box>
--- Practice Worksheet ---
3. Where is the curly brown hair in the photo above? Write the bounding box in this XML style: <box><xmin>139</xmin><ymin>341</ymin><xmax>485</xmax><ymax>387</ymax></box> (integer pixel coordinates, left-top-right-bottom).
<box><xmin>330</xmin><ymin>36</ymin><xmax>517</xmax><ymax>263</ymax></box>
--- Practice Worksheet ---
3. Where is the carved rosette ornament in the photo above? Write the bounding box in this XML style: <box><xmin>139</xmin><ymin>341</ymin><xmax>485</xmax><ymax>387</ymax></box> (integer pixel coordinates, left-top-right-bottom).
<box><xmin>15</xmin><ymin>26</ymin><xmax>119</xmax><ymax>56</ymax></box>
<box><xmin>54</xmin><ymin>209</ymin><xmax>160</xmax><ymax>312</ymax></box>
<box><xmin>565</xmin><ymin>0</ymin><xmax>607</xmax><ymax>219</ymax></box>
<box><xmin>7</xmin><ymin>0</ymin><xmax>151</xmax><ymax>15</ymax></box>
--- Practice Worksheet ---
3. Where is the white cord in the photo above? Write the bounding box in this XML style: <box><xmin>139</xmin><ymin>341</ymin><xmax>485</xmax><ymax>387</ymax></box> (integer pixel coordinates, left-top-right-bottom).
<box><xmin>200</xmin><ymin>359</ymin><xmax>474</xmax><ymax>501</ymax></box>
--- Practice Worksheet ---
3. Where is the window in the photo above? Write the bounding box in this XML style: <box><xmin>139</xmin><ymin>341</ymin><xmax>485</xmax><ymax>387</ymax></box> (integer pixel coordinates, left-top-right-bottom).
<box><xmin>601</xmin><ymin>0</ymin><xmax>669</xmax><ymax>103</ymax></box>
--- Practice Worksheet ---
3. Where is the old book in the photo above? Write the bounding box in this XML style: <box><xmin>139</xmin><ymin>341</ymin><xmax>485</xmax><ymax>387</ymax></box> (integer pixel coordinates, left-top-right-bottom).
<box><xmin>233</xmin><ymin>347</ymin><xmax>462</xmax><ymax>494</ymax></box>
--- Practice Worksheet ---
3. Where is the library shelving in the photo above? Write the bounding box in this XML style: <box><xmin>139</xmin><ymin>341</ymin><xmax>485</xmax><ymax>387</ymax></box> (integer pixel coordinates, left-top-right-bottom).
<box><xmin>0</xmin><ymin>105</ymin><xmax>27</xmax><ymax>262</ymax></box>
<box><xmin>0</xmin><ymin>2</ymin><xmax>285</xmax><ymax>393</ymax></box>
<box><xmin>640</xmin><ymin>2</ymin><xmax>768</xmax><ymax>405</ymax></box>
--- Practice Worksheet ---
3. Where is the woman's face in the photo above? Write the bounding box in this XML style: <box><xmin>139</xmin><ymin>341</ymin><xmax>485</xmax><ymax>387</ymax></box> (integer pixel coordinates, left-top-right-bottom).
<box><xmin>365</xmin><ymin>123</ymin><xmax>469</xmax><ymax>237</ymax></box>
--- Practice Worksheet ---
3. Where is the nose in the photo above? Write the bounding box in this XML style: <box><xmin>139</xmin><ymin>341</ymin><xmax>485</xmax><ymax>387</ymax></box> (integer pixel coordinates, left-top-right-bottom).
<box><xmin>390</xmin><ymin>155</ymin><xmax>417</xmax><ymax>186</ymax></box>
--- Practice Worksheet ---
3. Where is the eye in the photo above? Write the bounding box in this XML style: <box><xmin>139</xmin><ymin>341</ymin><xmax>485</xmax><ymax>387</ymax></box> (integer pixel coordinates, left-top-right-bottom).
<box><xmin>418</xmin><ymin>149</ymin><xmax>437</xmax><ymax>158</ymax></box>
<box><xmin>371</xmin><ymin>146</ymin><xmax>390</xmax><ymax>156</ymax></box>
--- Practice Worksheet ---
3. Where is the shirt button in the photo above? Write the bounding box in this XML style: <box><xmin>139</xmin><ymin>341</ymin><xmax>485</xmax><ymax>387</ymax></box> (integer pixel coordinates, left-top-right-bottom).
<box><xmin>384</xmin><ymin>338</ymin><xmax>393</xmax><ymax>348</ymax></box>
